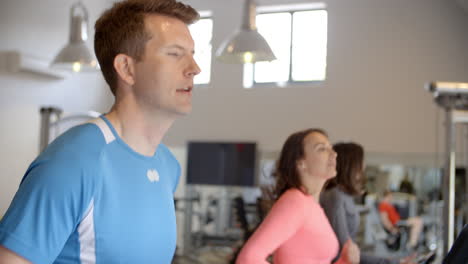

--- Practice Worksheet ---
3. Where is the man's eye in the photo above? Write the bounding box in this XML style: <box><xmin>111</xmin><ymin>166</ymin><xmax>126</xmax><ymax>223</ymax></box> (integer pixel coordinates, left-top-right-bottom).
<box><xmin>168</xmin><ymin>52</ymin><xmax>181</xmax><ymax>57</ymax></box>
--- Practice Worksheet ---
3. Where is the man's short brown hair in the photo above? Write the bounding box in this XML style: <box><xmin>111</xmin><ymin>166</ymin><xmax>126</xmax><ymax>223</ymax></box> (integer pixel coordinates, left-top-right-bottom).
<box><xmin>94</xmin><ymin>0</ymin><xmax>199</xmax><ymax>95</ymax></box>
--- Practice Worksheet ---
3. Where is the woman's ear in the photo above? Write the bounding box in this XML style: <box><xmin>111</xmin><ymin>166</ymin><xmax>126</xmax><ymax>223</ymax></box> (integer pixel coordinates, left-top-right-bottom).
<box><xmin>297</xmin><ymin>160</ymin><xmax>306</xmax><ymax>170</ymax></box>
<box><xmin>114</xmin><ymin>54</ymin><xmax>136</xmax><ymax>86</ymax></box>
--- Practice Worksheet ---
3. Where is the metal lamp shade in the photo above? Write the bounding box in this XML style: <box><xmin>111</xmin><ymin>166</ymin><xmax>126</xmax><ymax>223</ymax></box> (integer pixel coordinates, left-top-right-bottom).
<box><xmin>52</xmin><ymin>42</ymin><xmax>98</xmax><ymax>72</ymax></box>
<box><xmin>216</xmin><ymin>29</ymin><xmax>276</xmax><ymax>63</ymax></box>
<box><xmin>51</xmin><ymin>2</ymin><xmax>98</xmax><ymax>72</ymax></box>
<box><xmin>215</xmin><ymin>0</ymin><xmax>276</xmax><ymax>64</ymax></box>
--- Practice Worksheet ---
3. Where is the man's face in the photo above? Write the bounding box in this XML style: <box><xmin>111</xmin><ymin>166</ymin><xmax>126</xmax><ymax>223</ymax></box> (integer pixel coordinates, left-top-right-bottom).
<box><xmin>133</xmin><ymin>14</ymin><xmax>200</xmax><ymax>117</ymax></box>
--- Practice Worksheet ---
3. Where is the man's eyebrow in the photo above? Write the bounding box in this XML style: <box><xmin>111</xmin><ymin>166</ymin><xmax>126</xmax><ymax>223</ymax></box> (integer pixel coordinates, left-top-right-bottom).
<box><xmin>166</xmin><ymin>44</ymin><xmax>195</xmax><ymax>54</ymax></box>
<box><xmin>313</xmin><ymin>142</ymin><xmax>329</xmax><ymax>148</ymax></box>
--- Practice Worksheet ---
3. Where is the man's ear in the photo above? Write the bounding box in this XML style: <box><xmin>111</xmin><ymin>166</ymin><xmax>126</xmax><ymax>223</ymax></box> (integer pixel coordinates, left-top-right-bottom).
<box><xmin>114</xmin><ymin>54</ymin><xmax>136</xmax><ymax>86</ymax></box>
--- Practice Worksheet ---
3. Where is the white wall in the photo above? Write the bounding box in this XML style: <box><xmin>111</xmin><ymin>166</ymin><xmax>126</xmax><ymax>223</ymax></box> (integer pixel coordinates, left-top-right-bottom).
<box><xmin>171</xmin><ymin>0</ymin><xmax>468</xmax><ymax>156</ymax></box>
<box><xmin>1</xmin><ymin>0</ymin><xmax>468</xmax><ymax>216</ymax></box>
<box><xmin>0</xmin><ymin>0</ymin><xmax>113</xmax><ymax>215</ymax></box>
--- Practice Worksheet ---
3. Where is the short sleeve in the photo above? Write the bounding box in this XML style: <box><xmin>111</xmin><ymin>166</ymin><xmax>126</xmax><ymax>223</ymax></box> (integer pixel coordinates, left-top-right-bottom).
<box><xmin>0</xmin><ymin>154</ymin><xmax>98</xmax><ymax>263</ymax></box>
<box><xmin>378</xmin><ymin>202</ymin><xmax>388</xmax><ymax>212</ymax></box>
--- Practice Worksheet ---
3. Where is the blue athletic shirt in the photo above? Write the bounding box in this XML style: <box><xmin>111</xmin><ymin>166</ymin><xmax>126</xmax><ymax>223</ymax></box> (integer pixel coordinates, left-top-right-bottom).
<box><xmin>0</xmin><ymin>116</ymin><xmax>181</xmax><ymax>263</ymax></box>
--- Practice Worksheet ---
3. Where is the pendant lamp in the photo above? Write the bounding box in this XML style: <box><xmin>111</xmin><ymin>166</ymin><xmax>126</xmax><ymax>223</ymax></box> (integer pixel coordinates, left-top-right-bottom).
<box><xmin>216</xmin><ymin>0</ymin><xmax>276</xmax><ymax>64</ymax></box>
<box><xmin>51</xmin><ymin>1</ymin><xmax>98</xmax><ymax>72</ymax></box>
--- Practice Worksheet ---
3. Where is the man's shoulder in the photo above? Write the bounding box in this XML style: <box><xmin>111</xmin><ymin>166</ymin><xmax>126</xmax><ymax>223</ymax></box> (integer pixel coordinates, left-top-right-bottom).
<box><xmin>18</xmin><ymin>122</ymin><xmax>108</xmax><ymax>196</ymax></box>
<box><xmin>60</xmin><ymin>120</ymin><xmax>108</xmax><ymax>146</ymax></box>
<box><xmin>39</xmin><ymin>121</ymin><xmax>109</xmax><ymax>164</ymax></box>
<box><xmin>379</xmin><ymin>201</ymin><xmax>392</xmax><ymax>211</ymax></box>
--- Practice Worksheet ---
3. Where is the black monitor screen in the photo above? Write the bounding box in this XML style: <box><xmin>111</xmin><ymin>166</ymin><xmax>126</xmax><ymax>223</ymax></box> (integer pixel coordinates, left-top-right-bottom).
<box><xmin>186</xmin><ymin>142</ymin><xmax>257</xmax><ymax>186</ymax></box>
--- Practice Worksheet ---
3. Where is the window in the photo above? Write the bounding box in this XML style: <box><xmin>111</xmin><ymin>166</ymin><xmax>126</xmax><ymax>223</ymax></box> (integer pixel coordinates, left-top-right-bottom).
<box><xmin>243</xmin><ymin>4</ymin><xmax>328</xmax><ymax>88</ymax></box>
<box><xmin>189</xmin><ymin>14</ymin><xmax>213</xmax><ymax>85</ymax></box>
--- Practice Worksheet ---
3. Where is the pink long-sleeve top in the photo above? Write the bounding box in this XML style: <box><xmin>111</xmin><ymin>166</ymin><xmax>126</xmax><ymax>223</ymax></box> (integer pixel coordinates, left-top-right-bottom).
<box><xmin>236</xmin><ymin>188</ymin><xmax>349</xmax><ymax>264</ymax></box>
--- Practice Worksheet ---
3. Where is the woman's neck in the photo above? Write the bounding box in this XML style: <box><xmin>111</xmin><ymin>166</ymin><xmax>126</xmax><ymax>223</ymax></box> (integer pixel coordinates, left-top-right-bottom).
<box><xmin>302</xmin><ymin>177</ymin><xmax>327</xmax><ymax>201</ymax></box>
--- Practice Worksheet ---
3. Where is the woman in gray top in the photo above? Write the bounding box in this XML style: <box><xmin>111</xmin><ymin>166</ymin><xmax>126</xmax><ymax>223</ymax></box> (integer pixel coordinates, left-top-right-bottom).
<box><xmin>320</xmin><ymin>142</ymin><xmax>413</xmax><ymax>264</ymax></box>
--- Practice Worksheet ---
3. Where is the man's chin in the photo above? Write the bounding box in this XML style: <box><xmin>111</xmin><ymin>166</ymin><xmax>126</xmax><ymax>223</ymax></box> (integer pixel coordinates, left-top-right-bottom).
<box><xmin>174</xmin><ymin>106</ymin><xmax>192</xmax><ymax>116</ymax></box>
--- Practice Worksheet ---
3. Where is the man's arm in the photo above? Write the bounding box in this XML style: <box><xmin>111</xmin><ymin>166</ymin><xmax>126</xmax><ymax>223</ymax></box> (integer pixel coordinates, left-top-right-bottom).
<box><xmin>0</xmin><ymin>245</ymin><xmax>31</xmax><ymax>264</ymax></box>
<box><xmin>379</xmin><ymin>211</ymin><xmax>397</xmax><ymax>233</ymax></box>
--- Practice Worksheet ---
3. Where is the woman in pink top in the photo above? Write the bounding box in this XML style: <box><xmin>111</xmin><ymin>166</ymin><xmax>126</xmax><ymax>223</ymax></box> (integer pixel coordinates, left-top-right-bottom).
<box><xmin>236</xmin><ymin>128</ymin><xmax>360</xmax><ymax>264</ymax></box>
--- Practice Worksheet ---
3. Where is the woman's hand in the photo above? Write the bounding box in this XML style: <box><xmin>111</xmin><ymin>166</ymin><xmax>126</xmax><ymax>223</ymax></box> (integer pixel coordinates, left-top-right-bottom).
<box><xmin>342</xmin><ymin>239</ymin><xmax>360</xmax><ymax>264</ymax></box>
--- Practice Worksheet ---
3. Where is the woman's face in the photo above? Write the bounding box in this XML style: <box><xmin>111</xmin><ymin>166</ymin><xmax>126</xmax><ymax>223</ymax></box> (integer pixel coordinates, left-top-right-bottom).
<box><xmin>355</xmin><ymin>161</ymin><xmax>364</xmax><ymax>181</ymax></box>
<box><xmin>355</xmin><ymin>164</ymin><xmax>365</xmax><ymax>193</ymax></box>
<box><xmin>298</xmin><ymin>132</ymin><xmax>337</xmax><ymax>181</ymax></box>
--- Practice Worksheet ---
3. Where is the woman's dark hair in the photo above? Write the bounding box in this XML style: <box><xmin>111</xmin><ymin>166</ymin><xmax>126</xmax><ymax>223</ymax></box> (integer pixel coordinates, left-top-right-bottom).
<box><xmin>273</xmin><ymin>128</ymin><xmax>327</xmax><ymax>199</ymax></box>
<box><xmin>324</xmin><ymin>142</ymin><xmax>364</xmax><ymax>195</ymax></box>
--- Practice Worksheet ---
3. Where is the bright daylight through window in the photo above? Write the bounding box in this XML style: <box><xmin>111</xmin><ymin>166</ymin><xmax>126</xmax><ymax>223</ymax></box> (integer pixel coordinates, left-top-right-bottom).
<box><xmin>189</xmin><ymin>16</ymin><xmax>213</xmax><ymax>85</ymax></box>
<box><xmin>243</xmin><ymin>4</ymin><xmax>328</xmax><ymax>88</ymax></box>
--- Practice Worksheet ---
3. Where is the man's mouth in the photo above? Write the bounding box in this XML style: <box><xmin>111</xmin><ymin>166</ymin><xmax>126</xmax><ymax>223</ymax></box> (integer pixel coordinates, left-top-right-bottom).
<box><xmin>177</xmin><ymin>86</ymin><xmax>193</xmax><ymax>93</ymax></box>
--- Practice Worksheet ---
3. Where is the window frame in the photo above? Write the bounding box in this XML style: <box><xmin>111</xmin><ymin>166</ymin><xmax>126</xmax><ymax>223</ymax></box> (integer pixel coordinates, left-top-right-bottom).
<box><xmin>244</xmin><ymin>3</ymin><xmax>328</xmax><ymax>88</ymax></box>
<box><xmin>191</xmin><ymin>11</ymin><xmax>213</xmax><ymax>87</ymax></box>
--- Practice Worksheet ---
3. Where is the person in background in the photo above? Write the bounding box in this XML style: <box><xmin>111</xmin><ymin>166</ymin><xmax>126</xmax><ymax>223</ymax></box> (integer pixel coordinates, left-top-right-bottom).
<box><xmin>399</xmin><ymin>176</ymin><xmax>415</xmax><ymax>194</ymax></box>
<box><xmin>321</xmin><ymin>142</ymin><xmax>416</xmax><ymax>264</ymax></box>
<box><xmin>236</xmin><ymin>128</ymin><xmax>360</xmax><ymax>264</ymax></box>
<box><xmin>0</xmin><ymin>0</ymin><xmax>200</xmax><ymax>263</ymax></box>
<box><xmin>379</xmin><ymin>190</ymin><xmax>423</xmax><ymax>251</ymax></box>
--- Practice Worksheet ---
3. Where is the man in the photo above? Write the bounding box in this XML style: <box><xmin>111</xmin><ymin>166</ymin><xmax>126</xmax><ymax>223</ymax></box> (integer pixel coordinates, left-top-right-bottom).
<box><xmin>0</xmin><ymin>0</ymin><xmax>200</xmax><ymax>263</ymax></box>
<box><xmin>379</xmin><ymin>190</ymin><xmax>423</xmax><ymax>251</ymax></box>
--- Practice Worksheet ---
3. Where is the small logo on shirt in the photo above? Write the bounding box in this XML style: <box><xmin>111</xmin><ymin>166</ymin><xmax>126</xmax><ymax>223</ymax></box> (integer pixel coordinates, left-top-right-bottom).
<box><xmin>147</xmin><ymin>169</ymin><xmax>160</xmax><ymax>182</ymax></box>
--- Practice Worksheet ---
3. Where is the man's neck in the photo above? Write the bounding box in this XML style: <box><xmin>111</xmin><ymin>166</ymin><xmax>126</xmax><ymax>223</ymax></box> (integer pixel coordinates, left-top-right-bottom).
<box><xmin>105</xmin><ymin>102</ymin><xmax>175</xmax><ymax>157</ymax></box>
